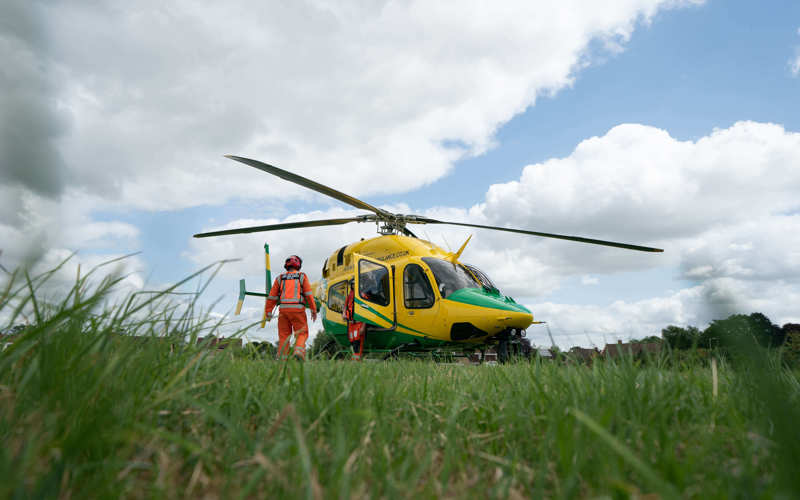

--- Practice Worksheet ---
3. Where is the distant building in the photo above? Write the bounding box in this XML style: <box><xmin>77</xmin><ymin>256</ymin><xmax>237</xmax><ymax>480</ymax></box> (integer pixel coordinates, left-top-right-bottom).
<box><xmin>602</xmin><ymin>339</ymin><xmax>661</xmax><ymax>358</ymax></box>
<box><xmin>537</xmin><ymin>348</ymin><xmax>554</xmax><ymax>359</ymax></box>
<box><xmin>569</xmin><ymin>346</ymin><xmax>599</xmax><ymax>362</ymax></box>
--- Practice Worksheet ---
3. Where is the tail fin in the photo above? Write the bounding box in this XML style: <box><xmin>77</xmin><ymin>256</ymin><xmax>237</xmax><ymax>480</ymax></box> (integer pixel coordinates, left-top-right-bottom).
<box><xmin>236</xmin><ymin>279</ymin><xmax>246</xmax><ymax>315</ymax></box>
<box><xmin>234</xmin><ymin>278</ymin><xmax>268</xmax><ymax>327</ymax></box>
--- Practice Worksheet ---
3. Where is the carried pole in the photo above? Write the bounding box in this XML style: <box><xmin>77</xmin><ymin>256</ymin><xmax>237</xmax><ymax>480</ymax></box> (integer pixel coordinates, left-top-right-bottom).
<box><xmin>261</xmin><ymin>243</ymin><xmax>272</xmax><ymax>327</ymax></box>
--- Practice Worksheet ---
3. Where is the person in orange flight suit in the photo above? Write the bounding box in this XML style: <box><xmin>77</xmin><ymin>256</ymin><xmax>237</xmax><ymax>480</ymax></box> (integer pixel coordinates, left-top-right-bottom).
<box><xmin>342</xmin><ymin>279</ymin><xmax>366</xmax><ymax>361</ymax></box>
<box><xmin>265</xmin><ymin>255</ymin><xmax>317</xmax><ymax>360</ymax></box>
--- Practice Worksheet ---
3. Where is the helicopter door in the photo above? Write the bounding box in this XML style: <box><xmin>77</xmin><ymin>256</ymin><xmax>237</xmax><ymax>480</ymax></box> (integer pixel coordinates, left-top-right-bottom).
<box><xmin>353</xmin><ymin>254</ymin><xmax>396</xmax><ymax>329</ymax></box>
<box><xmin>400</xmin><ymin>263</ymin><xmax>441</xmax><ymax>339</ymax></box>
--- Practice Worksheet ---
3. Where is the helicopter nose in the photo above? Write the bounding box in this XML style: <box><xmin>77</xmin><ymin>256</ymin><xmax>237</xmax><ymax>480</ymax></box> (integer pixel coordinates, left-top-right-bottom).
<box><xmin>495</xmin><ymin>311</ymin><xmax>533</xmax><ymax>330</ymax></box>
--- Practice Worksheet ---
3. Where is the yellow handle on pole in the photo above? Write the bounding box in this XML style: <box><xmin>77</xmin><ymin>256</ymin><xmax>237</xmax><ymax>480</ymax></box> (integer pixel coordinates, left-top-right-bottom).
<box><xmin>261</xmin><ymin>243</ymin><xmax>272</xmax><ymax>328</ymax></box>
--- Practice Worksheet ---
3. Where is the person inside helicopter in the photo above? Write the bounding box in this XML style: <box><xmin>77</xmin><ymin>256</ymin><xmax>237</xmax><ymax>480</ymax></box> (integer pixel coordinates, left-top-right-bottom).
<box><xmin>343</xmin><ymin>279</ymin><xmax>366</xmax><ymax>361</ymax></box>
<box><xmin>359</xmin><ymin>266</ymin><xmax>389</xmax><ymax>305</ymax></box>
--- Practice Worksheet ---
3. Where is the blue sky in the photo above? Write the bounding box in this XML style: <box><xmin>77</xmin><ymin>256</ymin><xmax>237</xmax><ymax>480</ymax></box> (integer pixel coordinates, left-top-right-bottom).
<box><xmin>3</xmin><ymin>0</ymin><xmax>800</xmax><ymax>346</ymax></box>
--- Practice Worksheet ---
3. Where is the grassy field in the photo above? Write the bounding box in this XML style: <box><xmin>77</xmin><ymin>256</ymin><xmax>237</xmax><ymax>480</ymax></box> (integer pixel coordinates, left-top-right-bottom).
<box><xmin>1</xmin><ymin>264</ymin><xmax>799</xmax><ymax>498</ymax></box>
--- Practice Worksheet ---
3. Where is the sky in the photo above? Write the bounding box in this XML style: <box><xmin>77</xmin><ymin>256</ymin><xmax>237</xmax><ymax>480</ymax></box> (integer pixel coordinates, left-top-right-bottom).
<box><xmin>2</xmin><ymin>0</ymin><xmax>799</xmax><ymax>348</ymax></box>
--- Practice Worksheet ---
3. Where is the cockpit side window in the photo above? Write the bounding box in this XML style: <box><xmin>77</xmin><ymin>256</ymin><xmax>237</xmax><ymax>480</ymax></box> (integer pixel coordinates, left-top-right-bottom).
<box><xmin>421</xmin><ymin>257</ymin><xmax>479</xmax><ymax>299</ymax></box>
<box><xmin>403</xmin><ymin>264</ymin><xmax>435</xmax><ymax>309</ymax></box>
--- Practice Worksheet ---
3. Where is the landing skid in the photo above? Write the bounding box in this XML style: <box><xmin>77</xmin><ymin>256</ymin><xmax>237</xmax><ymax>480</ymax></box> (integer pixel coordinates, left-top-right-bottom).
<box><xmin>382</xmin><ymin>341</ymin><xmax>423</xmax><ymax>360</ymax></box>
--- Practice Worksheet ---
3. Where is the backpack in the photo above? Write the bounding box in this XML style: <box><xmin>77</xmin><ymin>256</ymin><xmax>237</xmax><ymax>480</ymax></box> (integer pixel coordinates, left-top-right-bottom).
<box><xmin>278</xmin><ymin>272</ymin><xmax>306</xmax><ymax>307</ymax></box>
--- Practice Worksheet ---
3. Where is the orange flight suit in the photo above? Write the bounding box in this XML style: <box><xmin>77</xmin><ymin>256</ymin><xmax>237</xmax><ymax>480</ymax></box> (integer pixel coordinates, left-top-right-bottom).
<box><xmin>265</xmin><ymin>269</ymin><xmax>317</xmax><ymax>360</ymax></box>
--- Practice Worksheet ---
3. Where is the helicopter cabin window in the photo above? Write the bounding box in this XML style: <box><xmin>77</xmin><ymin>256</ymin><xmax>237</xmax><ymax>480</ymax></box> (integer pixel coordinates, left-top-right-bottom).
<box><xmin>421</xmin><ymin>257</ymin><xmax>479</xmax><ymax>299</ymax></box>
<box><xmin>358</xmin><ymin>260</ymin><xmax>390</xmax><ymax>307</ymax></box>
<box><xmin>327</xmin><ymin>280</ymin><xmax>348</xmax><ymax>314</ymax></box>
<box><xmin>403</xmin><ymin>264</ymin><xmax>435</xmax><ymax>309</ymax></box>
<box><xmin>336</xmin><ymin>246</ymin><xmax>346</xmax><ymax>266</ymax></box>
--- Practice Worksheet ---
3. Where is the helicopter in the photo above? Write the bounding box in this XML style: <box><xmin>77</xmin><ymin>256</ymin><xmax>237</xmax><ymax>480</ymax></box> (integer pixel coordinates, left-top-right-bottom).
<box><xmin>194</xmin><ymin>155</ymin><xmax>662</xmax><ymax>361</ymax></box>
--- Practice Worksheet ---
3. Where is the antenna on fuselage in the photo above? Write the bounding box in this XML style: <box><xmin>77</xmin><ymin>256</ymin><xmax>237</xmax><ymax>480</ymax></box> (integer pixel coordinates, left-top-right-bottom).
<box><xmin>441</xmin><ymin>233</ymin><xmax>452</xmax><ymax>252</ymax></box>
<box><xmin>450</xmin><ymin>234</ymin><xmax>472</xmax><ymax>262</ymax></box>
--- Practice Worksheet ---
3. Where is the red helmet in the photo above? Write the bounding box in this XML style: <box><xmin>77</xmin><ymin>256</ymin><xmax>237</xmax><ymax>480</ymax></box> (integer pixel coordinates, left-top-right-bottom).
<box><xmin>284</xmin><ymin>255</ymin><xmax>302</xmax><ymax>270</ymax></box>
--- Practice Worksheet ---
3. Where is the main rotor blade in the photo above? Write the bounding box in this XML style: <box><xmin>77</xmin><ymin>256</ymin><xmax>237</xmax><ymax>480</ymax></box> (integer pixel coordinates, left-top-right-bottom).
<box><xmin>193</xmin><ymin>217</ymin><xmax>363</xmax><ymax>238</ymax></box>
<box><xmin>414</xmin><ymin>218</ymin><xmax>663</xmax><ymax>253</ymax></box>
<box><xmin>225</xmin><ymin>155</ymin><xmax>391</xmax><ymax>216</ymax></box>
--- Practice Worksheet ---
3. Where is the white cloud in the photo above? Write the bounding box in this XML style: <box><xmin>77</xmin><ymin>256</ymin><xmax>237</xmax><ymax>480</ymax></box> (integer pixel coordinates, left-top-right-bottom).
<box><xmin>3</xmin><ymin>0</ymin><xmax>702</xmax><ymax>212</ymax></box>
<box><xmin>187</xmin><ymin>206</ymin><xmax>389</xmax><ymax>279</ymax></box>
<box><xmin>481</xmin><ymin>122</ymin><xmax>800</xmax><ymax>241</ymax></box>
<box><xmin>0</xmin><ymin>184</ymin><xmax>146</xmax><ymax>322</ymax></box>
<box><xmin>0</xmin><ymin>247</ymin><xmax>147</xmax><ymax>328</ymax></box>
<box><xmin>485</xmin><ymin>122</ymin><xmax>800</xmax><ymax>340</ymax></box>
<box><xmin>678</xmin><ymin>215</ymin><xmax>800</xmax><ymax>282</ymax></box>
<box><xmin>478</xmin><ymin>122</ymin><xmax>800</xmax><ymax>336</ymax></box>
<box><xmin>0</xmin><ymin>1</ymin><xmax>68</xmax><ymax>197</ymax></box>
<box><xmin>0</xmin><ymin>186</ymin><xmax>140</xmax><ymax>265</ymax></box>
<box><xmin>527</xmin><ymin>286</ymin><xmax>704</xmax><ymax>348</ymax></box>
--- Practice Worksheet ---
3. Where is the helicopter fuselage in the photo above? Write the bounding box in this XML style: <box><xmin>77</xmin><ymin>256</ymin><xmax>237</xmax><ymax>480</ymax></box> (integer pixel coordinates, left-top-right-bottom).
<box><xmin>315</xmin><ymin>234</ymin><xmax>533</xmax><ymax>351</ymax></box>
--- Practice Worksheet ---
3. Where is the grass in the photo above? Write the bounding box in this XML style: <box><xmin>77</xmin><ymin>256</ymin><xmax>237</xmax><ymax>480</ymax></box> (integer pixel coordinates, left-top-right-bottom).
<box><xmin>1</xmin><ymin>261</ymin><xmax>798</xmax><ymax>498</ymax></box>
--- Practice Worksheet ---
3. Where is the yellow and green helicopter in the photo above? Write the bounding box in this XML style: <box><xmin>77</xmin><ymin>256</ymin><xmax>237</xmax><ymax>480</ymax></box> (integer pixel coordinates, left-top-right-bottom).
<box><xmin>194</xmin><ymin>156</ymin><xmax>662</xmax><ymax>360</ymax></box>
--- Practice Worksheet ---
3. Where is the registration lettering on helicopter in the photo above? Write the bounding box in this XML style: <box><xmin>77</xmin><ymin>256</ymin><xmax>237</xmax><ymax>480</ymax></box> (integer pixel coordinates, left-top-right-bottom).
<box><xmin>377</xmin><ymin>250</ymin><xmax>409</xmax><ymax>261</ymax></box>
<box><xmin>359</xmin><ymin>250</ymin><xmax>409</xmax><ymax>262</ymax></box>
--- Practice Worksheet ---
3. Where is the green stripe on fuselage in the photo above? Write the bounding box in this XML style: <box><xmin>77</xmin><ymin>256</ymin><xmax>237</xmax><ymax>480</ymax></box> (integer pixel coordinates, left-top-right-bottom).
<box><xmin>322</xmin><ymin>316</ymin><xmax>449</xmax><ymax>350</ymax></box>
<box><xmin>444</xmin><ymin>287</ymin><xmax>531</xmax><ymax>313</ymax></box>
<box><xmin>354</xmin><ymin>297</ymin><xmax>392</xmax><ymax>326</ymax></box>
<box><xmin>353</xmin><ymin>297</ymin><xmax>435</xmax><ymax>337</ymax></box>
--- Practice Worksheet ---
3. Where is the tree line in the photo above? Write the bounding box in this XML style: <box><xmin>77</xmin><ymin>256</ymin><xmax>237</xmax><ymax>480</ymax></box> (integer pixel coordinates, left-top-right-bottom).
<box><xmin>662</xmin><ymin>312</ymin><xmax>800</xmax><ymax>362</ymax></box>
